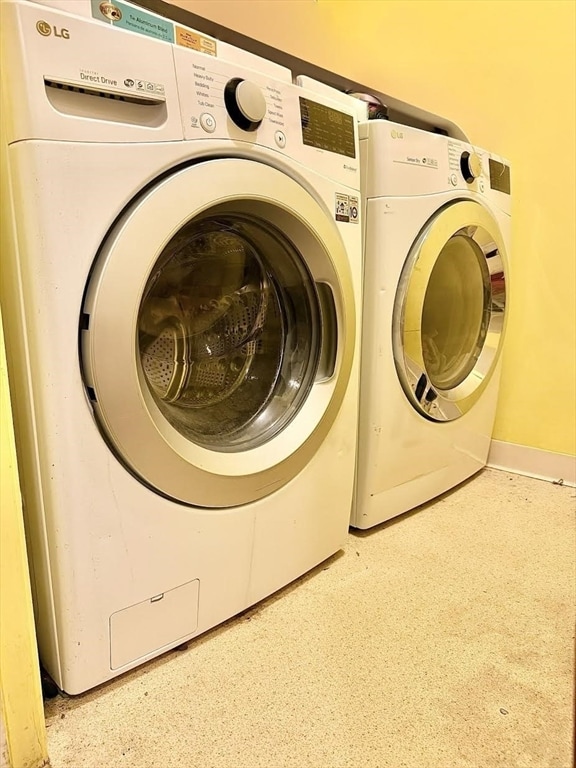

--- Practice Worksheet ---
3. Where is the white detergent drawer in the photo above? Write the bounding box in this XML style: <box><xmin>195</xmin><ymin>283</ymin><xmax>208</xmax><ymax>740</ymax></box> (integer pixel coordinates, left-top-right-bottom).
<box><xmin>110</xmin><ymin>579</ymin><xmax>200</xmax><ymax>669</ymax></box>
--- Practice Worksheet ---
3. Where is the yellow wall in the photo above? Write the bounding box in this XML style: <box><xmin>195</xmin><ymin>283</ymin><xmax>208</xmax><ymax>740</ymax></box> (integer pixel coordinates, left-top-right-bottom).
<box><xmin>0</xmin><ymin>3</ymin><xmax>571</xmax><ymax>761</ymax></box>
<box><xmin>0</xmin><ymin>308</ymin><xmax>48</xmax><ymax>768</ymax></box>
<box><xmin>168</xmin><ymin>0</ymin><xmax>576</xmax><ymax>456</ymax></box>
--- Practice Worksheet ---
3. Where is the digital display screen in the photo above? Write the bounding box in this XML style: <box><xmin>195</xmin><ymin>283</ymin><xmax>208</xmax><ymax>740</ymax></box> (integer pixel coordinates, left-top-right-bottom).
<box><xmin>299</xmin><ymin>98</ymin><xmax>356</xmax><ymax>159</ymax></box>
<box><xmin>489</xmin><ymin>159</ymin><xmax>511</xmax><ymax>195</ymax></box>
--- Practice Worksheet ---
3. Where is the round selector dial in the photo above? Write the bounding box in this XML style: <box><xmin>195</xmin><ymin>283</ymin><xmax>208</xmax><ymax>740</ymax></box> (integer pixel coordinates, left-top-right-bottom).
<box><xmin>460</xmin><ymin>151</ymin><xmax>482</xmax><ymax>183</ymax></box>
<box><xmin>224</xmin><ymin>78</ymin><xmax>267</xmax><ymax>131</ymax></box>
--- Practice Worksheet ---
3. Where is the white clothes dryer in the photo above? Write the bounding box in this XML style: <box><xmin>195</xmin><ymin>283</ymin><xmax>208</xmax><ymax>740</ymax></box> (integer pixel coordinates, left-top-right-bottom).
<box><xmin>352</xmin><ymin>120</ymin><xmax>510</xmax><ymax>529</ymax></box>
<box><xmin>0</xmin><ymin>0</ymin><xmax>362</xmax><ymax>693</ymax></box>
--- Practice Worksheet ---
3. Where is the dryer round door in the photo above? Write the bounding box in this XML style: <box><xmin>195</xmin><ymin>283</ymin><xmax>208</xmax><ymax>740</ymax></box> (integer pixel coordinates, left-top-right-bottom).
<box><xmin>81</xmin><ymin>158</ymin><xmax>356</xmax><ymax>507</ymax></box>
<box><xmin>393</xmin><ymin>200</ymin><xmax>508</xmax><ymax>421</ymax></box>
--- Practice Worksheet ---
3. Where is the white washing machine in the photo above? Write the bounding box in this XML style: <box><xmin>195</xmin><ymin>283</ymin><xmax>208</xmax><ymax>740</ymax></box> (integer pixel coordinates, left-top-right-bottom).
<box><xmin>0</xmin><ymin>0</ymin><xmax>363</xmax><ymax>693</ymax></box>
<box><xmin>352</xmin><ymin>120</ymin><xmax>510</xmax><ymax>529</ymax></box>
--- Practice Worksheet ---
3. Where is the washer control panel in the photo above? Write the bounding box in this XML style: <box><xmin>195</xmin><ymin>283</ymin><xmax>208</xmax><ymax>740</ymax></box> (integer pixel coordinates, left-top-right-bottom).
<box><xmin>4</xmin><ymin>0</ymin><xmax>359</xmax><ymax>186</ymax></box>
<box><xmin>172</xmin><ymin>44</ymin><xmax>360</xmax><ymax>186</ymax></box>
<box><xmin>173</xmin><ymin>49</ymin><xmax>290</xmax><ymax>141</ymax></box>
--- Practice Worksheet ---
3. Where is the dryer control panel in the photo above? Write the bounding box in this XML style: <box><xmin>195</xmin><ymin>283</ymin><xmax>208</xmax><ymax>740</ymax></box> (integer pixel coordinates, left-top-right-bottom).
<box><xmin>360</xmin><ymin>120</ymin><xmax>510</xmax><ymax>215</ymax></box>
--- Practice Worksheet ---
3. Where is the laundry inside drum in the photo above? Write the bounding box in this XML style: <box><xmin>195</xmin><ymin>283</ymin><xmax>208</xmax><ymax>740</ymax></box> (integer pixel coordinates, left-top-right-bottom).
<box><xmin>421</xmin><ymin>233</ymin><xmax>490</xmax><ymax>390</ymax></box>
<box><xmin>137</xmin><ymin>214</ymin><xmax>320</xmax><ymax>451</ymax></box>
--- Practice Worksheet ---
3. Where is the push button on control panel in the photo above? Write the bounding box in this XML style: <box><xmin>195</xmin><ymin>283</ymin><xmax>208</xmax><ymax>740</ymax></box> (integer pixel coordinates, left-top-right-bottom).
<box><xmin>200</xmin><ymin>113</ymin><xmax>216</xmax><ymax>133</ymax></box>
<box><xmin>274</xmin><ymin>130</ymin><xmax>286</xmax><ymax>148</ymax></box>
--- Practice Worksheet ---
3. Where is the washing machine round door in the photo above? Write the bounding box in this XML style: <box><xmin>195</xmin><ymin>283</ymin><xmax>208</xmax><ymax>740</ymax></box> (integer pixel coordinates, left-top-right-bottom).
<box><xmin>81</xmin><ymin>159</ymin><xmax>356</xmax><ymax>507</ymax></box>
<box><xmin>393</xmin><ymin>200</ymin><xmax>508</xmax><ymax>421</ymax></box>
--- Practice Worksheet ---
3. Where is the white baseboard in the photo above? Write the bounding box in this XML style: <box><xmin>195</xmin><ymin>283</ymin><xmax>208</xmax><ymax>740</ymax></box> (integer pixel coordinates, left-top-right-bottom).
<box><xmin>488</xmin><ymin>439</ymin><xmax>576</xmax><ymax>487</ymax></box>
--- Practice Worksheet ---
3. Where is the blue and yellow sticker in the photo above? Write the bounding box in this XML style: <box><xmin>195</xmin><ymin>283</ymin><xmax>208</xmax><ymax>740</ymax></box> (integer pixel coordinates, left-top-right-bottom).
<box><xmin>91</xmin><ymin>0</ymin><xmax>217</xmax><ymax>54</ymax></box>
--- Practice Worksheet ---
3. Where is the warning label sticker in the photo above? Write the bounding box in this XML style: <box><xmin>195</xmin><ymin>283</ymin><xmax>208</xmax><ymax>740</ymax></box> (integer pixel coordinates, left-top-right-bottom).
<box><xmin>92</xmin><ymin>0</ymin><xmax>174</xmax><ymax>42</ymax></box>
<box><xmin>335</xmin><ymin>194</ymin><xmax>359</xmax><ymax>223</ymax></box>
<box><xmin>335</xmin><ymin>193</ymin><xmax>350</xmax><ymax>223</ymax></box>
<box><xmin>91</xmin><ymin>0</ymin><xmax>218</xmax><ymax>55</ymax></box>
<box><xmin>175</xmin><ymin>26</ymin><xmax>217</xmax><ymax>55</ymax></box>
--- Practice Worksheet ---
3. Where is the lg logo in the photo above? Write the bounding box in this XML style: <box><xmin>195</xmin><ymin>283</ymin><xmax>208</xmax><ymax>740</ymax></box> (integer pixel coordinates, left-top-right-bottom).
<box><xmin>36</xmin><ymin>20</ymin><xmax>70</xmax><ymax>39</ymax></box>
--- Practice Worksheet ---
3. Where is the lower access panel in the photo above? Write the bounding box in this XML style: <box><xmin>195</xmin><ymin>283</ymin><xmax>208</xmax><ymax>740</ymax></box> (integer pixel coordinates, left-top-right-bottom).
<box><xmin>110</xmin><ymin>579</ymin><xmax>200</xmax><ymax>669</ymax></box>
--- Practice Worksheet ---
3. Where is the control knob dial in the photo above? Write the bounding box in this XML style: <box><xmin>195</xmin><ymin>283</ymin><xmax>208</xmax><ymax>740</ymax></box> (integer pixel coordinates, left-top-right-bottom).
<box><xmin>460</xmin><ymin>151</ymin><xmax>482</xmax><ymax>183</ymax></box>
<box><xmin>224</xmin><ymin>78</ymin><xmax>266</xmax><ymax>131</ymax></box>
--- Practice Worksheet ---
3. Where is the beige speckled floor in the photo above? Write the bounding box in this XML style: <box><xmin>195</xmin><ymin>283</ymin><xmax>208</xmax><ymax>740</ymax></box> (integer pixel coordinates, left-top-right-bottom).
<box><xmin>44</xmin><ymin>469</ymin><xmax>575</xmax><ymax>768</ymax></box>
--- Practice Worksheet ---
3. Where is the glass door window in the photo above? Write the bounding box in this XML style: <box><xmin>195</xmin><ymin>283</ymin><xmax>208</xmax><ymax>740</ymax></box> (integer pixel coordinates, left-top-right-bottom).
<box><xmin>421</xmin><ymin>234</ymin><xmax>491</xmax><ymax>391</ymax></box>
<box><xmin>138</xmin><ymin>214</ymin><xmax>320</xmax><ymax>452</ymax></box>
<box><xmin>394</xmin><ymin>201</ymin><xmax>508</xmax><ymax>422</ymax></box>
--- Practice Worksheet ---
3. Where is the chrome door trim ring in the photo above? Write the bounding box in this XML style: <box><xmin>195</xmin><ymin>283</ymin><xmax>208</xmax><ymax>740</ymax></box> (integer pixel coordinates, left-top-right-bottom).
<box><xmin>393</xmin><ymin>200</ymin><xmax>508</xmax><ymax>422</ymax></box>
<box><xmin>81</xmin><ymin>159</ymin><xmax>356</xmax><ymax>506</ymax></box>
